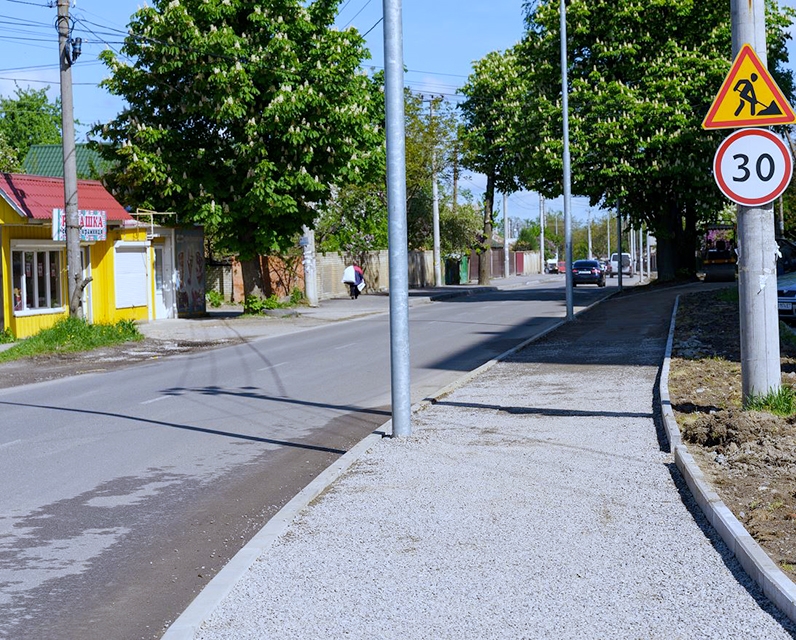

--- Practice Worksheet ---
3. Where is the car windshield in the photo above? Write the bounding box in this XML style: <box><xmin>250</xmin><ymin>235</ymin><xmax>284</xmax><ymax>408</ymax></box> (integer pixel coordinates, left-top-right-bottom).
<box><xmin>573</xmin><ymin>260</ymin><xmax>598</xmax><ymax>268</ymax></box>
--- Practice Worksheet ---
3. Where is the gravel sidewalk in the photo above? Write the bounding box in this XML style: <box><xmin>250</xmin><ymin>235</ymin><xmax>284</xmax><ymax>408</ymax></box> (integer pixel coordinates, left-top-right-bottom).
<box><xmin>168</xmin><ymin>285</ymin><xmax>796</xmax><ymax>639</ymax></box>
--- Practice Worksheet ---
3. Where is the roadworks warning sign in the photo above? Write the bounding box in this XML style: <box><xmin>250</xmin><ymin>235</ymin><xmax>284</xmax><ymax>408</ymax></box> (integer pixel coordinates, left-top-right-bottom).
<box><xmin>702</xmin><ymin>43</ymin><xmax>796</xmax><ymax>129</ymax></box>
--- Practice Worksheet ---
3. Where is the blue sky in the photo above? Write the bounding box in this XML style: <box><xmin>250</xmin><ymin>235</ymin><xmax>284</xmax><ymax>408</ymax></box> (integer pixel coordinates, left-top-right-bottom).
<box><xmin>0</xmin><ymin>0</ymin><xmax>795</xmax><ymax>225</ymax></box>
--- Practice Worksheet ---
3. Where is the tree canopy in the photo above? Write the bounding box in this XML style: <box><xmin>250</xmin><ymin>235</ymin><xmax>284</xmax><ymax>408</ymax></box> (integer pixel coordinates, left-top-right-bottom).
<box><xmin>516</xmin><ymin>0</ymin><xmax>796</xmax><ymax>279</ymax></box>
<box><xmin>458</xmin><ymin>49</ymin><xmax>525</xmax><ymax>284</ymax></box>
<box><xmin>94</xmin><ymin>0</ymin><xmax>382</xmax><ymax>263</ymax></box>
<box><xmin>0</xmin><ymin>86</ymin><xmax>61</xmax><ymax>167</ymax></box>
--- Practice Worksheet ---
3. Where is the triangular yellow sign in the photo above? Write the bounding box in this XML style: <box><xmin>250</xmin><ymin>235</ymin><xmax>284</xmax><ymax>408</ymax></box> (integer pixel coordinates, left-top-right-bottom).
<box><xmin>702</xmin><ymin>44</ymin><xmax>796</xmax><ymax>129</ymax></box>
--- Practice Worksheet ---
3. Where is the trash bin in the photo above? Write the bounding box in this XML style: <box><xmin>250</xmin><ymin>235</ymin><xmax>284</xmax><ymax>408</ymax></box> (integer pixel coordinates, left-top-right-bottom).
<box><xmin>445</xmin><ymin>258</ymin><xmax>460</xmax><ymax>285</ymax></box>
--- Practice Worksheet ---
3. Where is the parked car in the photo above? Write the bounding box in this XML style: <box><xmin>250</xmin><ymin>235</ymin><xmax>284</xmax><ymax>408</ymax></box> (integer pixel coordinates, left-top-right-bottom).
<box><xmin>777</xmin><ymin>237</ymin><xmax>796</xmax><ymax>275</ymax></box>
<box><xmin>609</xmin><ymin>252</ymin><xmax>633</xmax><ymax>277</ymax></box>
<box><xmin>778</xmin><ymin>271</ymin><xmax>796</xmax><ymax>319</ymax></box>
<box><xmin>544</xmin><ymin>258</ymin><xmax>559</xmax><ymax>274</ymax></box>
<box><xmin>572</xmin><ymin>259</ymin><xmax>606</xmax><ymax>287</ymax></box>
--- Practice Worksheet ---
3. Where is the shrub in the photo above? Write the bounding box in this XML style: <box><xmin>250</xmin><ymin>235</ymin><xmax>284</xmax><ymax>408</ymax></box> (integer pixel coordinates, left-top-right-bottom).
<box><xmin>206</xmin><ymin>290</ymin><xmax>225</xmax><ymax>308</ymax></box>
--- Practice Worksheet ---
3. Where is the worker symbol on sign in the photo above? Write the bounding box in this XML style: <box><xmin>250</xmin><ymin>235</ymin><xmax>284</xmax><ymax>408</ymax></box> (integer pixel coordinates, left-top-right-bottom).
<box><xmin>733</xmin><ymin>73</ymin><xmax>784</xmax><ymax>117</ymax></box>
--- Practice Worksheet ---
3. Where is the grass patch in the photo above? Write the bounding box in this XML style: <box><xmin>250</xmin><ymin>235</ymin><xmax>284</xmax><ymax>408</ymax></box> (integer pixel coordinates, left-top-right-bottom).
<box><xmin>745</xmin><ymin>385</ymin><xmax>796</xmax><ymax>416</ymax></box>
<box><xmin>781</xmin><ymin>321</ymin><xmax>796</xmax><ymax>348</ymax></box>
<box><xmin>0</xmin><ymin>317</ymin><xmax>142</xmax><ymax>362</ymax></box>
<box><xmin>716</xmin><ymin>287</ymin><xmax>739</xmax><ymax>303</ymax></box>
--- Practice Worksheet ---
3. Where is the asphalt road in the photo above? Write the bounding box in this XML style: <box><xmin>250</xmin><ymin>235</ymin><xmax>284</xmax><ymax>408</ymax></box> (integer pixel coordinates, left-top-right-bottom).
<box><xmin>0</xmin><ymin>278</ymin><xmax>618</xmax><ymax>639</ymax></box>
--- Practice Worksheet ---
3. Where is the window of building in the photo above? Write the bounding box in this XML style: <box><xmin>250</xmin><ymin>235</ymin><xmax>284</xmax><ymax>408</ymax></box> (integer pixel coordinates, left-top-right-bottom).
<box><xmin>11</xmin><ymin>247</ymin><xmax>63</xmax><ymax>313</ymax></box>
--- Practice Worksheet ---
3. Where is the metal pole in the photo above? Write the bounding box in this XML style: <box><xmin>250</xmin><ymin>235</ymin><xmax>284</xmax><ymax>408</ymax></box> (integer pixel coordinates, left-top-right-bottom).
<box><xmin>639</xmin><ymin>227</ymin><xmax>644</xmax><ymax>281</ymax></box>
<box><xmin>606</xmin><ymin>210</ymin><xmax>611</xmax><ymax>263</ymax></box>
<box><xmin>58</xmin><ymin>1</ymin><xmax>81</xmax><ymax>318</ymax></box>
<box><xmin>732</xmin><ymin>0</ymin><xmax>781</xmax><ymax>401</ymax></box>
<box><xmin>617</xmin><ymin>200</ymin><xmax>623</xmax><ymax>291</ymax></box>
<box><xmin>540</xmin><ymin>194</ymin><xmax>545</xmax><ymax>273</ymax></box>
<box><xmin>430</xmin><ymin>99</ymin><xmax>442</xmax><ymax>287</ymax></box>
<box><xmin>560</xmin><ymin>0</ymin><xmax>573</xmax><ymax>320</ymax></box>
<box><xmin>383</xmin><ymin>0</ymin><xmax>411</xmax><ymax>437</ymax></box>
<box><xmin>646</xmin><ymin>229</ymin><xmax>652</xmax><ymax>279</ymax></box>
<box><xmin>587</xmin><ymin>209</ymin><xmax>592</xmax><ymax>259</ymax></box>
<box><xmin>503</xmin><ymin>193</ymin><xmax>509</xmax><ymax>278</ymax></box>
<box><xmin>301</xmin><ymin>225</ymin><xmax>318</xmax><ymax>307</ymax></box>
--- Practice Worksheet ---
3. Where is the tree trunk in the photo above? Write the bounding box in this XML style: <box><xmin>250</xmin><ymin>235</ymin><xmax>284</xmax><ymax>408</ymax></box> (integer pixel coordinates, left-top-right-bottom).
<box><xmin>479</xmin><ymin>173</ymin><xmax>495</xmax><ymax>285</ymax></box>
<box><xmin>654</xmin><ymin>200</ymin><xmax>679</xmax><ymax>281</ymax></box>
<box><xmin>240</xmin><ymin>257</ymin><xmax>266</xmax><ymax>300</ymax></box>
<box><xmin>679</xmin><ymin>201</ymin><xmax>698</xmax><ymax>275</ymax></box>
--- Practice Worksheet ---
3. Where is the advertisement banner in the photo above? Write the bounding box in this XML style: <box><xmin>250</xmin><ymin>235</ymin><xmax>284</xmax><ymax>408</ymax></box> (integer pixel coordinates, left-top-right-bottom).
<box><xmin>52</xmin><ymin>209</ymin><xmax>107</xmax><ymax>242</ymax></box>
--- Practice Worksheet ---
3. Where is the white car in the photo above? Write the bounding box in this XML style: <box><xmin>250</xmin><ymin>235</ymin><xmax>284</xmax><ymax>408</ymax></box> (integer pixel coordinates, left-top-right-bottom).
<box><xmin>609</xmin><ymin>252</ymin><xmax>633</xmax><ymax>277</ymax></box>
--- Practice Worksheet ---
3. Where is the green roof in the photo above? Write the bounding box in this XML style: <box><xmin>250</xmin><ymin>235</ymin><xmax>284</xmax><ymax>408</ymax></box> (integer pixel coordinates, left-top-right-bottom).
<box><xmin>23</xmin><ymin>144</ymin><xmax>114</xmax><ymax>179</ymax></box>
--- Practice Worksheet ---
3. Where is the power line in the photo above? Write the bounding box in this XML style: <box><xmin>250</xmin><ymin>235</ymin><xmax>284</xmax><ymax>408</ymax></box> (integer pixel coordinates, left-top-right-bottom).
<box><xmin>2</xmin><ymin>0</ymin><xmax>51</xmax><ymax>7</ymax></box>
<box><xmin>344</xmin><ymin>0</ymin><xmax>374</xmax><ymax>29</ymax></box>
<box><xmin>361</xmin><ymin>17</ymin><xmax>382</xmax><ymax>37</ymax></box>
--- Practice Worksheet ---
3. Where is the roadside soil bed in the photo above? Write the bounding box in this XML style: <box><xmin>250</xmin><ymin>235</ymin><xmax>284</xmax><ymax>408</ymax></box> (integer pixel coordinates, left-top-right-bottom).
<box><xmin>668</xmin><ymin>287</ymin><xmax>796</xmax><ymax>581</ymax></box>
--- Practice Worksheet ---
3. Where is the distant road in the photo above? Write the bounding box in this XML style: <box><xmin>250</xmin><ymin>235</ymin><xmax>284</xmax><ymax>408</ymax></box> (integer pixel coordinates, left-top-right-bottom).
<box><xmin>0</xmin><ymin>279</ymin><xmax>616</xmax><ymax>639</ymax></box>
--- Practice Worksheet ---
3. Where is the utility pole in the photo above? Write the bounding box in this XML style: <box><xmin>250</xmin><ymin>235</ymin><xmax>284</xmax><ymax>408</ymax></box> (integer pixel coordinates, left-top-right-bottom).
<box><xmin>429</xmin><ymin>98</ymin><xmax>442</xmax><ymax>287</ymax></box>
<box><xmin>617</xmin><ymin>200</ymin><xmax>623</xmax><ymax>291</ymax></box>
<box><xmin>58</xmin><ymin>1</ymin><xmax>82</xmax><ymax>317</ymax></box>
<box><xmin>503</xmin><ymin>193</ymin><xmax>509</xmax><ymax>278</ymax></box>
<box><xmin>732</xmin><ymin>0</ymin><xmax>781</xmax><ymax>401</ymax></box>
<box><xmin>606</xmin><ymin>210</ymin><xmax>611</xmax><ymax>262</ymax></box>
<box><xmin>539</xmin><ymin>194</ymin><xmax>545</xmax><ymax>272</ymax></box>
<box><xmin>560</xmin><ymin>0</ymin><xmax>573</xmax><ymax>320</ymax></box>
<box><xmin>587</xmin><ymin>209</ymin><xmax>592</xmax><ymax>259</ymax></box>
<box><xmin>301</xmin><ymin>226</ymin><xmax>319</xmax><ymax>307</ymax></box>
<box><xmin>383</xmin><ymin>0</ymin><xmax>411</xmax><ymax>437</ymax></box>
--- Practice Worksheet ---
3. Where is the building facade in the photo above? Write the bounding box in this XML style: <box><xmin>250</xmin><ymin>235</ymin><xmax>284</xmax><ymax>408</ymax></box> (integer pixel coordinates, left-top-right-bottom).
<box><xmin>0</xmin><ymin>173</ymin><xmax>155</xmax><ymax>339</ymax></box>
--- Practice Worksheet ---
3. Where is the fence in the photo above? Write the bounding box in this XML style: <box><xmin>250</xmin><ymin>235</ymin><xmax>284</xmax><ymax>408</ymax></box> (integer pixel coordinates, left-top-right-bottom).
<box><xmin>207</xmin><ymin>249</ymin><xmax>544</xmax><ymax>302</ymax></box>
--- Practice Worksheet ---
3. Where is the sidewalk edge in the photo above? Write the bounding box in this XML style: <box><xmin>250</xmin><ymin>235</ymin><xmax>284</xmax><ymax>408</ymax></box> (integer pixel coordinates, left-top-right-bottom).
<box><xmin>660</xmin><ymin>295</ymin><xmax>796</xmax><ymax>623</ymax></box>
<box><xmin>160</xmin><ymin>424</ymin><xmax>391</xmax><ymax>639</ymax></box>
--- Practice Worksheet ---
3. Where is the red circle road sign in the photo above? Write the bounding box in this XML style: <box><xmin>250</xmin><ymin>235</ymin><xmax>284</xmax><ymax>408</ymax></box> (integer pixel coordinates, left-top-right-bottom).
<box><xmin>713</xmin><ymin>128</ymin><xmax>793</xmax><ymax>206</ymax></box>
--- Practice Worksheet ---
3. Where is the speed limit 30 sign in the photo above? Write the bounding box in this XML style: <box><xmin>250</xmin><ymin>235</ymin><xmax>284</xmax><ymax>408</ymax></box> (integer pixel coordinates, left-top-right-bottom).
<box><xmin>713</xmin><ymin>128</ymin><xmax>793</xmax><ymax>206</ymax></box>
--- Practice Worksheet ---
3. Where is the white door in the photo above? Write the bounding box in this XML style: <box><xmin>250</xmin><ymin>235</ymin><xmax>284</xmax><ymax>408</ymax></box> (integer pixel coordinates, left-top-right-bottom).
<box><xmin>154</xmin><ymin>245</ymin><xmax>174</xmax><ymax>318</ymax></box>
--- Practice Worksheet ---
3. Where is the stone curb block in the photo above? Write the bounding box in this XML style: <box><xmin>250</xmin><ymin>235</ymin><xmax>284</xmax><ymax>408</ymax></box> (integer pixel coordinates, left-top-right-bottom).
<box><xmin>662</xmin><ymin>295</ymin><xmax>796</xmax><ymax>624</ymax></box>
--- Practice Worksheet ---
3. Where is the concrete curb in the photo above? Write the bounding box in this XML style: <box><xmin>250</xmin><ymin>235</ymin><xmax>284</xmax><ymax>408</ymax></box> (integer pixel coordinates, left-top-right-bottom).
<box><xmin>660</xmin><ymin>295</ymin><xmax>796</xmax><ymax>623</ymax></box>
<box><xmin>161</xmin><ymin>423</ymin><xmax>393</xmax><ymax>640</ymax></box>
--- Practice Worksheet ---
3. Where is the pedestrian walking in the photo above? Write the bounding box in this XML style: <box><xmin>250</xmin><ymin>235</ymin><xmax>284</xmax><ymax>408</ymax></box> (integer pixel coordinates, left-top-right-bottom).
<box><xmin>342</xmin><ymin>264</ymin><xmax>365</xmax><ymax>299</ymax></box>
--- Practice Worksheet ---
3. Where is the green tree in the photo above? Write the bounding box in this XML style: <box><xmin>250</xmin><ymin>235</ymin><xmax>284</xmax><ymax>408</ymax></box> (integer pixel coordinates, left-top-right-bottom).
<box><xmin>94</xmin><ymin>0</ymin><xmax>382</xmax><ymax>295</ymax></box>
<box><xmin>318</xmin><ymin>92</ymin><xmax>467</xmax><ymax>257</ymax></box>
<box><xmin>441</xmin><ymin>197</ymin><xmax>482</xmax><ymax>256</ymax></box>
<box><xmin>459</xmin><ymin>49</ymin><xmax>525</xmax><ymax>284</ymax></box>
<box><xmin>513</xmin><ymin>220</ymin><xmax>541</xmax><ymax>251</ymax></box>
<box><xmin>315</xmin><ymin>182</ymin><xmax>388</xmax><ymax>255</ymax></box>
<box><xmin>0</xmin><ymin>86</ymin><xmax>61</xmax><ymax>165</ymax></box>
<box><xmin>518</xmin><ymin>0</ymin><xmax>795</xmax><ymax>280</ymax></box>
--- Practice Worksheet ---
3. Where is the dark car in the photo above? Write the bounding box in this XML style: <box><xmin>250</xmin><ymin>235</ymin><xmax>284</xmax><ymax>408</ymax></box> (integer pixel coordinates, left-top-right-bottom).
<box><xmin>778</xmin><ymin>271</ymin><xmax>796</xmax><ymax>319</ymax></box>
<box><xmin>572</xmin><ymin>259</ymin><xmax>606</xmax><ymax>287</ymax></box>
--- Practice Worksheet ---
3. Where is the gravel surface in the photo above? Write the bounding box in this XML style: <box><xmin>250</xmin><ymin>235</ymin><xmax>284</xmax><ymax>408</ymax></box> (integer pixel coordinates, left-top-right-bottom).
<box><xmin>193</xmin><ymin>290</ymin><xmax>796</xmax><ymax>640</ymax></box>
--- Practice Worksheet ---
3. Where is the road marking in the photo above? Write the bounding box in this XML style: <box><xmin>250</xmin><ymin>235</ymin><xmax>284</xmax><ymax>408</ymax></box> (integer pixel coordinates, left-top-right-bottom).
<box><xmin>257</xmin><ymin>362</ymin><xmax>287</xmax><ymax>371</ymax></box>
<box><xmin>0</xmin><ymin>439</ymin><xmax>21</xmax><ymax>450</ymax></box>
<box><xmin>334</xmin><ymin>342</ymin><xmax>357</xmax><ymax>350</ymax></box>
<box><xmin>140</xmin><ymin>396</ymin><xmax>172</xmax><ymax>405</ymax></box>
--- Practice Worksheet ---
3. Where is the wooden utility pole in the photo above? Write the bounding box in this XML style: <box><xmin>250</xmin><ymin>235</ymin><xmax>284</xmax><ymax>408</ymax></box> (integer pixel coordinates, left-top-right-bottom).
<box><xmin>58</xmin><ymin>1</ymin><xmax>82</xmax><ymax>317</ymax></box>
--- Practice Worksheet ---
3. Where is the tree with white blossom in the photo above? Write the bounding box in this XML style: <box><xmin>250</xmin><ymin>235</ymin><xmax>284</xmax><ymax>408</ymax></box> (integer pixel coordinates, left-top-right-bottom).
<box><xmin>94</xmin><ymin>0</ymin><xmax>382</xmax><ymax>294</ymax></box>
<box><xmin>517</xmin><ymin>0</ymin><xmax>795</xmax><ymax>279</ymax></box>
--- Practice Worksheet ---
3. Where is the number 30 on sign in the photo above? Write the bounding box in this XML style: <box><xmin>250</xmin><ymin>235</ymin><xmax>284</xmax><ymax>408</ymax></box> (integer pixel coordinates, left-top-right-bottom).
<box><xmin>713</xmin><ymin>128</ymin><xmax>792</xmax><ymax>206</ymax></box>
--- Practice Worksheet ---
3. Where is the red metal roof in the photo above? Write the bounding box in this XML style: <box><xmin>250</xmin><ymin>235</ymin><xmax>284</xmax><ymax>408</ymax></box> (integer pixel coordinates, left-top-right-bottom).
<box><xmin>0</xmin><ymin>173</ymin><xmax>133</xmax><ymax>222</ymax></box>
